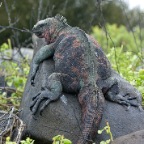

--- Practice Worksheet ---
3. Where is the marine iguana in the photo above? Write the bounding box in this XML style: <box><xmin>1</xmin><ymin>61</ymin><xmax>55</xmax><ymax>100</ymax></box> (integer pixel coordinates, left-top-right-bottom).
<box><xmin>30</xmin><ymin>14</ymin><xmax>142</xmax><ymax>144</ymax></box>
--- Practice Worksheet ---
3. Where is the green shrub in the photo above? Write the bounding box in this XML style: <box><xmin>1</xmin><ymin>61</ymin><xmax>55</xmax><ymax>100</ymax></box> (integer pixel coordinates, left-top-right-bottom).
<box><xmin>6</xmin><ymin>137</ymin><xmax>34</xmax><ymax>144</ymax></box>
<box><xmin>0</xmin><ymin>40</ymin><xmax>30</xmax><ymax>110</ymax></box>
<box><xmin>106</xmin><ymin>46</ymin><xmax>144</xmax><ymax>101</ymax></box>
<box><xmin>98</xmin><ymin>122</ymin><xmax>113</xmax><ymax>144</ymax></box>
<box><xmin>52</xmin><ymin>135</ymin><xmax>72</xmax><ymax>144</ymax></box>
<box><xmin>92</xmin><ymin>24</ymin><xmax>144</xmax><ymax>54</ymax></box>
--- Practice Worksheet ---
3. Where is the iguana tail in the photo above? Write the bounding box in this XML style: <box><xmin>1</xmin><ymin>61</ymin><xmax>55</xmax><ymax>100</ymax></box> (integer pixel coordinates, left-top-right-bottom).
<box><xmin>77</xmin><ymin>84</ymin><xmax>105</xmax><ymax>144</ymax></box>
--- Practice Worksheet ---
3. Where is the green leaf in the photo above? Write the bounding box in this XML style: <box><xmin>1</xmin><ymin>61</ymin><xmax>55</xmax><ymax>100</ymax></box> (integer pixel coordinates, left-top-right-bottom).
<box><xmin>98</xmin><ymin>130</ymin><xmax>103</xmax><ymax>134</ymax></box>
<box><xmin>106</xmin><ymin>139</ymin><xmax>111</xmax><ymax>144</ymax></box>
<box><xmin>100</xmin><ymin>141</ymin><xmax>106</xmax><ymax>144</ymax></box>
<box><xmin>53</xmin><ymin>135</ymin><xmax>62</xmax><ymax>141</ymax></box>
<box><xmin>7</xmin><ymin>81</ymin><xmax>13</xmax><ymax>87</ymax></box>
<box><xmin>63</xmin><ymin>139</ymin><xmax>72</xmax><ymax>144</ymax></box>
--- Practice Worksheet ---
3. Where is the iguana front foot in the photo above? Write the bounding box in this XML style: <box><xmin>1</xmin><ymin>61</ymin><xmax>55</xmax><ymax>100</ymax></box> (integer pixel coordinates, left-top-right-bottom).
<box><xmin>30</xmin><ymin>63</ymin><xmax>40</xmax><ymax>86</ymax></box>
<box><xmin>30</xmin><ymin>88</ymin><xmax>60</xmax><ymax>115</ymax></box>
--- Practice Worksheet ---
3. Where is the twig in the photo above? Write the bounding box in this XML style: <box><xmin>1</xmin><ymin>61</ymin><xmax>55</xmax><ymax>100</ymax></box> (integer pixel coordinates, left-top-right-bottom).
<box><xmin>42</xmin><ymin>0</ymin><xmax>51</xmax><ymax>19</ymax></box>
<box><xmin>3</xmin><ymin>0</ymin><xmax>11</xmax><ymax>25</ymax></box>
<box><xmin>97</xmin><ymin>0</ymin><xmax>120</xmax><ymax>73</ymax></box>
<box><xmin>14</xmin><ymin>116</ymin><xmax>25</xmax><ymax>143</ymax></box>
<box><xmin>37</xmin><ymin>0</ymin><xmax>43</xmax><ymax>21</ymax></box>
<box><xmin>0</xmin><ymin>107</ymin><xmax>14</xmax><ymax>136</ymax></box>
<box><xmin>120</xmin><ymin>0</ymin><xmax>143</xmax><ymax>63</ymax></box>
<box><xmin>0</xmin><ymin>108</ymin><xmax>25</xmax><ymax>143</ymax></box>
<box><xmin>0</xmin><ymin>2</ymin><xmax>2</xmax><ymax>7</ymax></box>
<box><xmin>0</xmin><ymin>57</ymin><xmax>20</xmax><ymax>63</ymax></box>
<box><xmin>120</xmin><ymin>0</ymin><xmax>139</xmax><ymax>51</ymax></box>
<box><xmin>0</xmin><ymin>20</ymin><xmax>19</xmax><ymax>33</ymax></box>
<box><xmin>0</xmin><ymin>86</ymin><xmax>20</xmax><ymax>93</ymax></box>
<box><xmin>138</xmin><ymin>11</ymin><xmax>144</xmax><ymax>60</ymax></box>
<box><xmin>0</xmin><ymin>25</ymin><xmax>32</xmax><ymax>33</ymax></box>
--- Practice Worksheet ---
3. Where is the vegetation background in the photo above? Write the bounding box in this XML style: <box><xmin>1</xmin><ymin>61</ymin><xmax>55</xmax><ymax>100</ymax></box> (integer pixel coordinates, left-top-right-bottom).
<box><xmin>0</xmin><ymin>0</ymin><xmax>144</xmax><ymax>110</ymax></box>
<box><xmin>0</xmin><ymin>0</ymin><xmax>144</xmax><ymax>143</ymax></box>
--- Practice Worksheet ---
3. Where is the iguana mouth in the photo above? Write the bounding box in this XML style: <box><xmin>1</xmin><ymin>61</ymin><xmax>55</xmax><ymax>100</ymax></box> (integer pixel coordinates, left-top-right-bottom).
<box><xmin>35</xmin><ymin>31</ymin><xmax>42</xmax><ymax>37</ymax></box>
<box><xmin>32</xmin><ymin>28</ymin><xmax>43</xmax><ymax>37</ymax></box>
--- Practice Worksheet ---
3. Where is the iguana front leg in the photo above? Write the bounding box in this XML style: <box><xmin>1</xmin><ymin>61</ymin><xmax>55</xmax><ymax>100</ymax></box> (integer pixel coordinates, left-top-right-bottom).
<box><xmin>78</xmin><ymin>84</ymin><xmax>105</xmax><ymax>144</ymax></box>
<box><xmin>31</xmin><ymin>43</ymin><xmax>55</xmax><ymax>86</ymax></box>
<box><xmin>30</xmin><ymin>73</ymin><xmax>63</xmax><ymax>114</ymax></box>
<box><xmin>30</xmin><ymin>72</ymin><xmax>79</xmax><ymax>115</ymax></box>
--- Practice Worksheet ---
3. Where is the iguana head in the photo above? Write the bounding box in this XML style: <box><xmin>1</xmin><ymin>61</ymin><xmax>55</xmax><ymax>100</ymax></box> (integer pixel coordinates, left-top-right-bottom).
<box><xmin>32</xmin><ymin>14</ymin><xmax>68</xmax><ymax>43</ymax></box>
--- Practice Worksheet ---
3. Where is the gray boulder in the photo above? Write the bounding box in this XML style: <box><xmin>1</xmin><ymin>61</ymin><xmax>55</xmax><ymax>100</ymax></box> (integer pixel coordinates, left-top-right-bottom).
<box><xmin>19</xmin><ymin>38</ymin><xmax>144</xmax><ymax>144</ymax></box>
<box><xmin>111</xmin><ymin>130</ymin><xmax>144</xmax><ymax>144</ymax></box>
<box><xmin>19</xmin><ymin>59</ymin><xmax>82</xmax><ymax>144</ymax></box>
<box><xmin>96</xmin><ymin>100</ymin><xmax>144</xmax><ymax>143</ymax></box>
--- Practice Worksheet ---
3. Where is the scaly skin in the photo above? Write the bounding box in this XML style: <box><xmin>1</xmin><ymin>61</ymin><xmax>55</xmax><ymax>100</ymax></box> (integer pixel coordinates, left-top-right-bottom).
<box><xmin>30</xmin><ymin>14</ymin><xmax>142</xmax><ymax>144</ymax></box>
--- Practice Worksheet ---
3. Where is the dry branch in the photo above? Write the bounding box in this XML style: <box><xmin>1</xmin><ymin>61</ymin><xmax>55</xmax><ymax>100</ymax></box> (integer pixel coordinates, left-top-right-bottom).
<box><xmin>0</xmin><ymin>107</ymin><xmax>25</xmax><ymax>144</ymax></box>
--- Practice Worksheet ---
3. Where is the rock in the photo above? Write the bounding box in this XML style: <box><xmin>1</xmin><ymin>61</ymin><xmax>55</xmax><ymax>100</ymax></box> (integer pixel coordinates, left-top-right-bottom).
<box><xmin>0</xmin><ymin>48</ymin><xmax>33</xmax><ymax>65</ymax></box>
<box><xmin>12</xmin><ymin>47</ymin><xmax>33</xmax><ymax>60</ymax></box>
<box><xmin>19</xmin><ymin>59</ymin><xmax>82</xmax><ymax>144</ymax></box>
<box><xmin>19</xmin><ymin>38</ymin><xmax>144</xmax><ymax>144</ymax></box>
<box><xmin>95</xmin><ymin>101</ymin><xmax>144</xmax><ymax>143</ymax></box>
<box><xmin>111</xmin><ymin>130</ymin><xmax>144</xmax><ymax>144</ymax></box>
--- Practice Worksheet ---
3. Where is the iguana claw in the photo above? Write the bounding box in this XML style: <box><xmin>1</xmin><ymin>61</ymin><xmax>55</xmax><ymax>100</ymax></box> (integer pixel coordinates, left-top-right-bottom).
<box><xmin>31</xmin><ymin>79</ymin><xmax>35</xmax><ymax>86</ymax></box>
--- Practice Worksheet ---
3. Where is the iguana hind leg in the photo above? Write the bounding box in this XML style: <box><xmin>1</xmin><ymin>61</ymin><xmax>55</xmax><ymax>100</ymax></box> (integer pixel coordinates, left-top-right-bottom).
<box><xmin>77</xmin><ymin>84</ymin><xmax>105</xmax><ymax>144</ymax></box>
<box><xmin>105</xmin><ymin>84</ymin><xmax>142</xmax><ymax>109</ymax></box>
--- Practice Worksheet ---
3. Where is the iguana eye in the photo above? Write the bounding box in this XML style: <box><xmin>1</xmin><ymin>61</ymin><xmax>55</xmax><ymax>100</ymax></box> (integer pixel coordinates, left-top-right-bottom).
<box><xmin>38</xmin><ymin>23</ymin><xmax>45</xmax><ymax>28</ymax></box>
